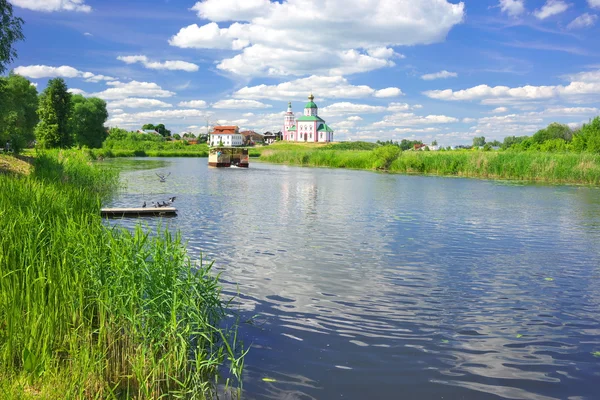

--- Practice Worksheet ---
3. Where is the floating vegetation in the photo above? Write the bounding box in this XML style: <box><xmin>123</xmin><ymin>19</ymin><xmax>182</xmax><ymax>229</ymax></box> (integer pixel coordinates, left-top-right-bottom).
<box><xmin>262</xmin><ymin>378</ymin><xmax>277</xmax><ymax>383</ymax></box>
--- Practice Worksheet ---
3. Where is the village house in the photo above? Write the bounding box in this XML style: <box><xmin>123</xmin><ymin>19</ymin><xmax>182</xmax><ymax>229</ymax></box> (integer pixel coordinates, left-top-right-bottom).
<box><xmin>209</xmin><ymin>126</ymin><xmax>243</xmax><ymax>147</ymax></box>
<box><xmin>240</xmin><ymin>130</ymin><xmax>264</xmax><ymax>146</ymax></box>
<box><xmin>263</xmin><ymin>131</ymin><xmax>282</xmax><ymax>144</ymax></box>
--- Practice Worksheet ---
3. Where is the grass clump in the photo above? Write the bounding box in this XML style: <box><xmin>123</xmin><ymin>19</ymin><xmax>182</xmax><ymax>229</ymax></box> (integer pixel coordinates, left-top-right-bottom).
<box><xmin>0</xmin><ymin>150</ymin><xmax>245</xmax><ymax>398</ymax></box>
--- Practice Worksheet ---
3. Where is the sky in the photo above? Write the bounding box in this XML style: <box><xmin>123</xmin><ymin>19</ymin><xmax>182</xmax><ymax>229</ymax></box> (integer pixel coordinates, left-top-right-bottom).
<box><xmin>6</xmin><ymin>0</ymin><xmax>600</xmax><ymax>145</ymax></box>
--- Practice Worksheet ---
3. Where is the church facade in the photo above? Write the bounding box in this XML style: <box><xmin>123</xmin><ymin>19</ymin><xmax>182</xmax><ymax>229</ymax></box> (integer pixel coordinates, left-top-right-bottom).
<box><xmin>283</xmin><ymin>94</ymin><xmax>334</xmax><ymax>143</ymax></box>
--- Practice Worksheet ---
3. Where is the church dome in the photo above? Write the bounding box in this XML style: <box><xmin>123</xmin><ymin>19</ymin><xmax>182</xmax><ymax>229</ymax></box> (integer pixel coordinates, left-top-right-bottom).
<box><xmin>304</xmin><ymin>93</ymin><xmax>318</xmax><ymax>109</ymax></box>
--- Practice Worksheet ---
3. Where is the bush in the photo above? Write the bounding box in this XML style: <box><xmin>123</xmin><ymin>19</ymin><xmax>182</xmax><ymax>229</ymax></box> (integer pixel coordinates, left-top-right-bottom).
<box><xmin>372</xmin><ymin>145</ymin><xmax>401</xmax><ymax>169</ymax></box>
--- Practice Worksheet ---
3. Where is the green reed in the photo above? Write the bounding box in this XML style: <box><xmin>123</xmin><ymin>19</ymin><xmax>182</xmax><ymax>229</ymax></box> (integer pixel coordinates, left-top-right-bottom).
<box><xmin>0</xmin><ymin>150</ymin><xmax>245</xmax><ymax>398</ymax></box>
<box><xmin>260</xmin><ymin>145</ymin><xmax>600</xmax><ymax>185</ymax></box>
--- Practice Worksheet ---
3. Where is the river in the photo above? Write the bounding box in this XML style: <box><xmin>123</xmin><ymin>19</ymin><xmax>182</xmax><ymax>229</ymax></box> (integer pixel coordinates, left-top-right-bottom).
<box><xmin>105</xmin><ymin>157</ymin><xmax>600</xmax><ymax>400</ymax></box>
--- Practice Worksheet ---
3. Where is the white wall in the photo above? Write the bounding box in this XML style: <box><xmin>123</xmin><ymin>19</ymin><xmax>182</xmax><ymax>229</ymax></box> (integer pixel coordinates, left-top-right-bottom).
<box><xmin>210</xmin><ymin>134</ymin><xmax>243</xmax><ymax>146</ymax></box>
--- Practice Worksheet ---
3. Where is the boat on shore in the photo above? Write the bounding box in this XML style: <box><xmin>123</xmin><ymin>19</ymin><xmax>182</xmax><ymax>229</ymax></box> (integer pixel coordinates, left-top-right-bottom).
<box><xmin>208</xmin><ymin>147</ymin><xmax>249</xmax><ymax>168</ymax></box>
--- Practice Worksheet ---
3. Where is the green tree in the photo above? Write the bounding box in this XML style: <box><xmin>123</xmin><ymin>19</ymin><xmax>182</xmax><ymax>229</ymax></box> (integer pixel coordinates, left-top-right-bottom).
<box><xmin>142</xmin><ymin>123</ymin><xmax>156</xmax><ymax>131</ymax></box>
<box><xmin>431</xmin><ymin>140</ymin><xmax>438</xmax><ymax>146</ymax></box>
<box><xmin>574</xmin><ymin>117</ymin><xmax>600</xmax><ymax>153</ymax></box>
<box><xmin>172</xmin><ymin>133</ymin><xmax>181</xmax><ymax>140</ymax></box>
<box><xmin>398</xmin><ymin>139</ymin><xmax>422</xmax><ymax>151</ymax></box>
<box><xmin>0</xmin><ymin>0</ymin><xmax>24</xmax><ymax>75</ymax></box>
<box><xmin>70</xmin><ymin>95</ymin><xmax>109</xmax><ymax>148</ymax></box>
<box><xmin>532</xmin><ymin>122</ymin><xmax>572</xmax><ymax>144</ymax></box>
<box><xmin>502</xmin><ymin>135</ymin><xmax>528</xmax><ymax>150</ymax></box>
<box><xmin>155</xmin><ymin>123</ymin><xmax>171</xmax><ymax>137</ymax></box>
<box><xmin>35</xmin><ymin>78</ymin><xmax>73</xmax><ymax>148</ymax></box>
<box><xmin>472</xmin><ymin>136</ymin><xmax>486</xmax><ymax>147</ymax></box>
<box><xmin>0</xmin><ymin>73</ymin><xmax>38</xmax><ymax>153</ymax></box>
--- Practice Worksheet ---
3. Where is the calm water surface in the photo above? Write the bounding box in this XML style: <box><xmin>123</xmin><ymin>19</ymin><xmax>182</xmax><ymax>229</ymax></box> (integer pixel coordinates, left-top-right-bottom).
<box><xmin>105</xmin><ymin>157</ymin><xmax>600</xmax><ymax>400</ymax></box>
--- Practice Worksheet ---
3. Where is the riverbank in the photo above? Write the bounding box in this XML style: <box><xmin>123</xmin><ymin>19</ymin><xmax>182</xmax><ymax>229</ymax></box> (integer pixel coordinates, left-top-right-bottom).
<box><xmin>258</xmin><ymin>143</ymin><xmax>600</xmax><ymax>185</ymax></box>
<box><xmin>0</xmin><ymin>151</ymin><xmax>244</xmax><ymax>398</ymax></box>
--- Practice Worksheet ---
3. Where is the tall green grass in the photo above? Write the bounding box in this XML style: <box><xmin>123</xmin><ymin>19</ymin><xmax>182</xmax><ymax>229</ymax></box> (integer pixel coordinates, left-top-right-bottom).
<box><xmin>260</xmin><ymin>145</ymin><xmax>600</xmax><ymax>184</ymax></box>
<box><xmin>0</xmin><ymin>150</ymin><xmax>244</xmax><ymax>398</ymax></box>
<box><xmin>90</xmin><ymin>147</ymin><xmax>209</xmax><ymax>159</ymax></box>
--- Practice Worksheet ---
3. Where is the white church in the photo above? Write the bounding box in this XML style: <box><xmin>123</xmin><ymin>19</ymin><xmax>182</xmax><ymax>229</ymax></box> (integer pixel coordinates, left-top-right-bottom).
<box><xmin>283</xmin><ymin>94</ymin><xmax>334</xmax><ymax>143</ymax></box>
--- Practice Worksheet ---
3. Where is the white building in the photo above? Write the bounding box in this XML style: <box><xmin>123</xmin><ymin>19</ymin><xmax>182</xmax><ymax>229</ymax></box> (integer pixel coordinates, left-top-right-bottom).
<box><xmin>283</xmin><ymin>94</ymin><xmax>334</xmax><ymax>143</ymax></box>
<box><xmin>209</xmin><ymin>126</ymin><xmax>243</xmax><ymax>147</ymax></box>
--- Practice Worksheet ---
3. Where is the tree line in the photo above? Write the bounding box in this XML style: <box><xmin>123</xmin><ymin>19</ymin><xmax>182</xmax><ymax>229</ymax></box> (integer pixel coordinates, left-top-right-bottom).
<box><xmin>0</xmin><ymin>75</ymin><xmax>109</xmax><ymax>153</ymax></box>
<box><xmin>473</xmin><ymin>119</ymin><xmax>600</xmax><ymax>153</ymax></box>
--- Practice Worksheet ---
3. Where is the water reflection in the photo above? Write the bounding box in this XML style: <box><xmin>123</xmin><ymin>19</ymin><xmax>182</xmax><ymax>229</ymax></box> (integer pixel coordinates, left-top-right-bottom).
<box><xmin>106</xmin><ymin>158</ymin><xmax>600</xmax><ymax>399</ymax></box>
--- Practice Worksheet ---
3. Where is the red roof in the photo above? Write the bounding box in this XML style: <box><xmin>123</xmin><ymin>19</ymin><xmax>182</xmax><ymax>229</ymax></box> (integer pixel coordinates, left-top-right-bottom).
<box><xmin>212</xmin><ymin>126</ymin><xmax>239</xmax><ymax>135</ymax></box>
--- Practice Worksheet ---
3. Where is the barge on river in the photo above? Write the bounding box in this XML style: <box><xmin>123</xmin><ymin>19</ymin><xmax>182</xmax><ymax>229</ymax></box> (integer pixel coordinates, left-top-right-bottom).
<box><xmin>208</xmin><ymin>147</ymin><xmax>249</xmax><ymax>168</ymax></box>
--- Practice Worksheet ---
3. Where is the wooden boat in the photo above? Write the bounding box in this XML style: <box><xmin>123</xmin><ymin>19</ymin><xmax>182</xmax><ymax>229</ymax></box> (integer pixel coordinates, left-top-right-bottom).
<box><xmin>208</xmin><ymin>147</ymin><xmax>249</xmax><ymax>168</ymax></box>
<box><xmin>101</xmin><ymin>207</ymin><xmax>177</xmax><ymax>217</ymax></box>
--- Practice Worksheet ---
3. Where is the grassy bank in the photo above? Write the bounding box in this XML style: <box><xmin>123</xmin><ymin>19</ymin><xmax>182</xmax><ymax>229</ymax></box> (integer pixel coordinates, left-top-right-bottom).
<box><xmin>0</xmin><ymin>151</ymin><xmax>244</xmax><ymax>398</ymax></box>
<box><xmin>259</xmin><ymin>143</ymin><xmax>600</xmax><ymax>184</ymax></box>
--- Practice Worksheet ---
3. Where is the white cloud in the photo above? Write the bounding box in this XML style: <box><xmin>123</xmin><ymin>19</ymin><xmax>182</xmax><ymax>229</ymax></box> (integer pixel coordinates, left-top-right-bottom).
<box><xmin>68</xmin><ymin>88</ymin><xmax>87</xmax><ymax>95</ymax></box>
<box><xmin>421</xmin><ymin>70</ymin><xmax>458</xmax><ymax>80</ymax></box>
<box><xmin>462</xmin><ymin>117</ymin><xmax>476</xmax><ymax>123</ymax></box>
<box><xmin>539</xmin><ymin>106</ymin><xmax>599</xmax><ymax>115</ymax></box>
<box><xmin>117</xmin><ymin>55</ymin><xmax>199</xmax><ymax>72</ymax></box>
<box><xmin>171</xmin><ymin>0</ymin><xmax>465</xmax><ymax>77</ymax></box>
<box><xmin>423</xmin><ymin>70</ymin><xmax>600</xmax><ymax>104</ymax></box>
<box><xmin>491</xmin><ymin>107</ymin><xmax>509</xmax><ymax>113</ymax></box>
<box><xmin>321</xmin><ymin>102</ymin><xmax>387</xmax><ymax>116</ymax></box>
<box><xmin>81</xmin><ymin>72</ymin><xmax>115</xmax><ymax>82</ymax></box>
<box><xmin>30</xmin><ymin>82</ymin><xmax>38</xmax><ymax>88</ymax></box>
<box><xmin>567</xmin><ymin>13</ymin><xmax>598</xmax><ymax>30</ymax></box>
<box><xmin>234</xmin><ymin>75</ymin><xmax>399</xmax><ymax>100</ymax></box>
<box><xmin>15</xmin><ymin>65</ymin><xmax>80</xmax><ymax>79</ymax></box>
<box><xmin>83</xmin><ymin>32</ymin><xmax>92</xmax><ymax>36</ymax></box>
<box><xmin>564</xmin><ymin>69</ymin><xmax>600</xmax><ymax>82</ymax></box>
<box><xmin>533</xmin><ymin>0</ymin><xmax>569</xmax><ymax>20</ymax></box>
<box><xmin>347</xmin><ymin>116</ymin><xmax>363</xmax><ymax>121</ymax></box>
<box><xmin>107</xmin><ymin>98</ymin><xmax>173</xmax><ymax>109</ymax></box>
<box><xmin>10</xmin><ymin>0</ymin><xmax>91</xmax><ymax>12</ymax></box>
<box><xmin>215</xmin><ymin>45</ymin><xmax>396</xmax><ymax>77</ymax></box>
<box><xmin>588</xmin><ymin>0</ymin><xmax>600</xmax><ymax>9</ymax></box>
<box><xmin>374</xmin><ymin>87</ymin><xmax>403</xmax><ymax>97</ymax></box>
<box><xmin>242</xmin><ymin>112</ymin><xmax>255</xmax><ymax>117</ymax></box>
<box><xmin>14</xmin><ymin>65</ymin><xmax>115</xmax><ymax>82</ymax></box>
<box><xmin>498</xmin><ymin>0</ymin><xmax>525</xmax><ymax>17</ymax></box>
<box><xmin>178</xmin><ymin>100</ymin><xmax>208</xmax><ymax>108</ymax></box>
<box><xmin>212</xmin><ymin>99</ymin><xmax>272</xmax><ymax>109</ymax></box>
<box><xmin>393</xmin><ymin>127</ymin><xmax>440</xmax><ymax>134</ymax></box>
<box><xmin>107</xmin><ymin>109</ymin><xmax>213</xmax><ymax>127</ymax></box>
<box><xmin>374</xmin><ymin>112</ymin><xmax>459</xmax><ymax>127</ymax></box>
<box><xmin>92</xmin><ymin>81</ymin><xmax>176</xmax><ymax>100</ymax></box>
<box><xmin>191</xmin><ymin>0</ymin><xmax>272</xmax><ymax>21</ymax></box>
<box><xmin>168</xmin><ymin>23</ymin><xmax>245</xmax><ymax>50</ymax></box>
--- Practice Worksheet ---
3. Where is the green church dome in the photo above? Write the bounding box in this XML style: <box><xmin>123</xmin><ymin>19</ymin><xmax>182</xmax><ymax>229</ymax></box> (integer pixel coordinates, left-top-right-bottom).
<box><xmin>304</xmin><ymin>93</ymin><xmax>318</xmax><ymax>109</ymax></box>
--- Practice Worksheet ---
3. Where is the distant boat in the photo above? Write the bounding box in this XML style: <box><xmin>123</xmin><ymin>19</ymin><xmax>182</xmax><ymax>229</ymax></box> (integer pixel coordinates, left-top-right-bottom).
<box><xmin>209</xmin><ymin>147</ymin><xmax>249</xmax><ymax>168</ymax></box>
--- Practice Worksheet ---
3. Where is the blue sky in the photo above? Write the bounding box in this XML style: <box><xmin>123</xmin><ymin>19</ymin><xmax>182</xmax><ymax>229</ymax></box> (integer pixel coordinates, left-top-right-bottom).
<box><xmin>6</xmin><ymin>0</ymin><xmax>600</xmax><ymax>145</ymax></box>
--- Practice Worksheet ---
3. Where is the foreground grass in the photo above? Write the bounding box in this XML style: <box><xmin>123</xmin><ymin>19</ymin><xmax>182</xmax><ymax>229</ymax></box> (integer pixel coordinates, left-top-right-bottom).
<box><xmin>0</xmin><ymin>150</ymin><xmax>244</xmax><ymax>398</ymax></box>
<box><xmin>259</xmin><ymin>144</ymin><xmax>600</xmax><ymax>184</ymax></box>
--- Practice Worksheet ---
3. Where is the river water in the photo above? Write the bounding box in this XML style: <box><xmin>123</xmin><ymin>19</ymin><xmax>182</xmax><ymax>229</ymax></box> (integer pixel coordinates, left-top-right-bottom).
<box><xmin>105</xmin><ymin>157</ymin><xmax>600</xmax><ymax>400</ymax></box>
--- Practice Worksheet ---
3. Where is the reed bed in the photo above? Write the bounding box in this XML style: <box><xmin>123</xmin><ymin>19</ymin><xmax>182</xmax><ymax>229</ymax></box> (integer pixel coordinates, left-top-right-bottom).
<box><xmin>0</xmin><ymin>150</ymin><xmax>244</xmax><ymax>398</ymax></box>
<box><xmin>260</xmin><ymin>145</ymin><xmax>600</xmax><ymax>184</ymax></box>
<box><xmin>90</xmin><ymin>148</ymin><xmax>209</xmax><ymax>158</ymax></box>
